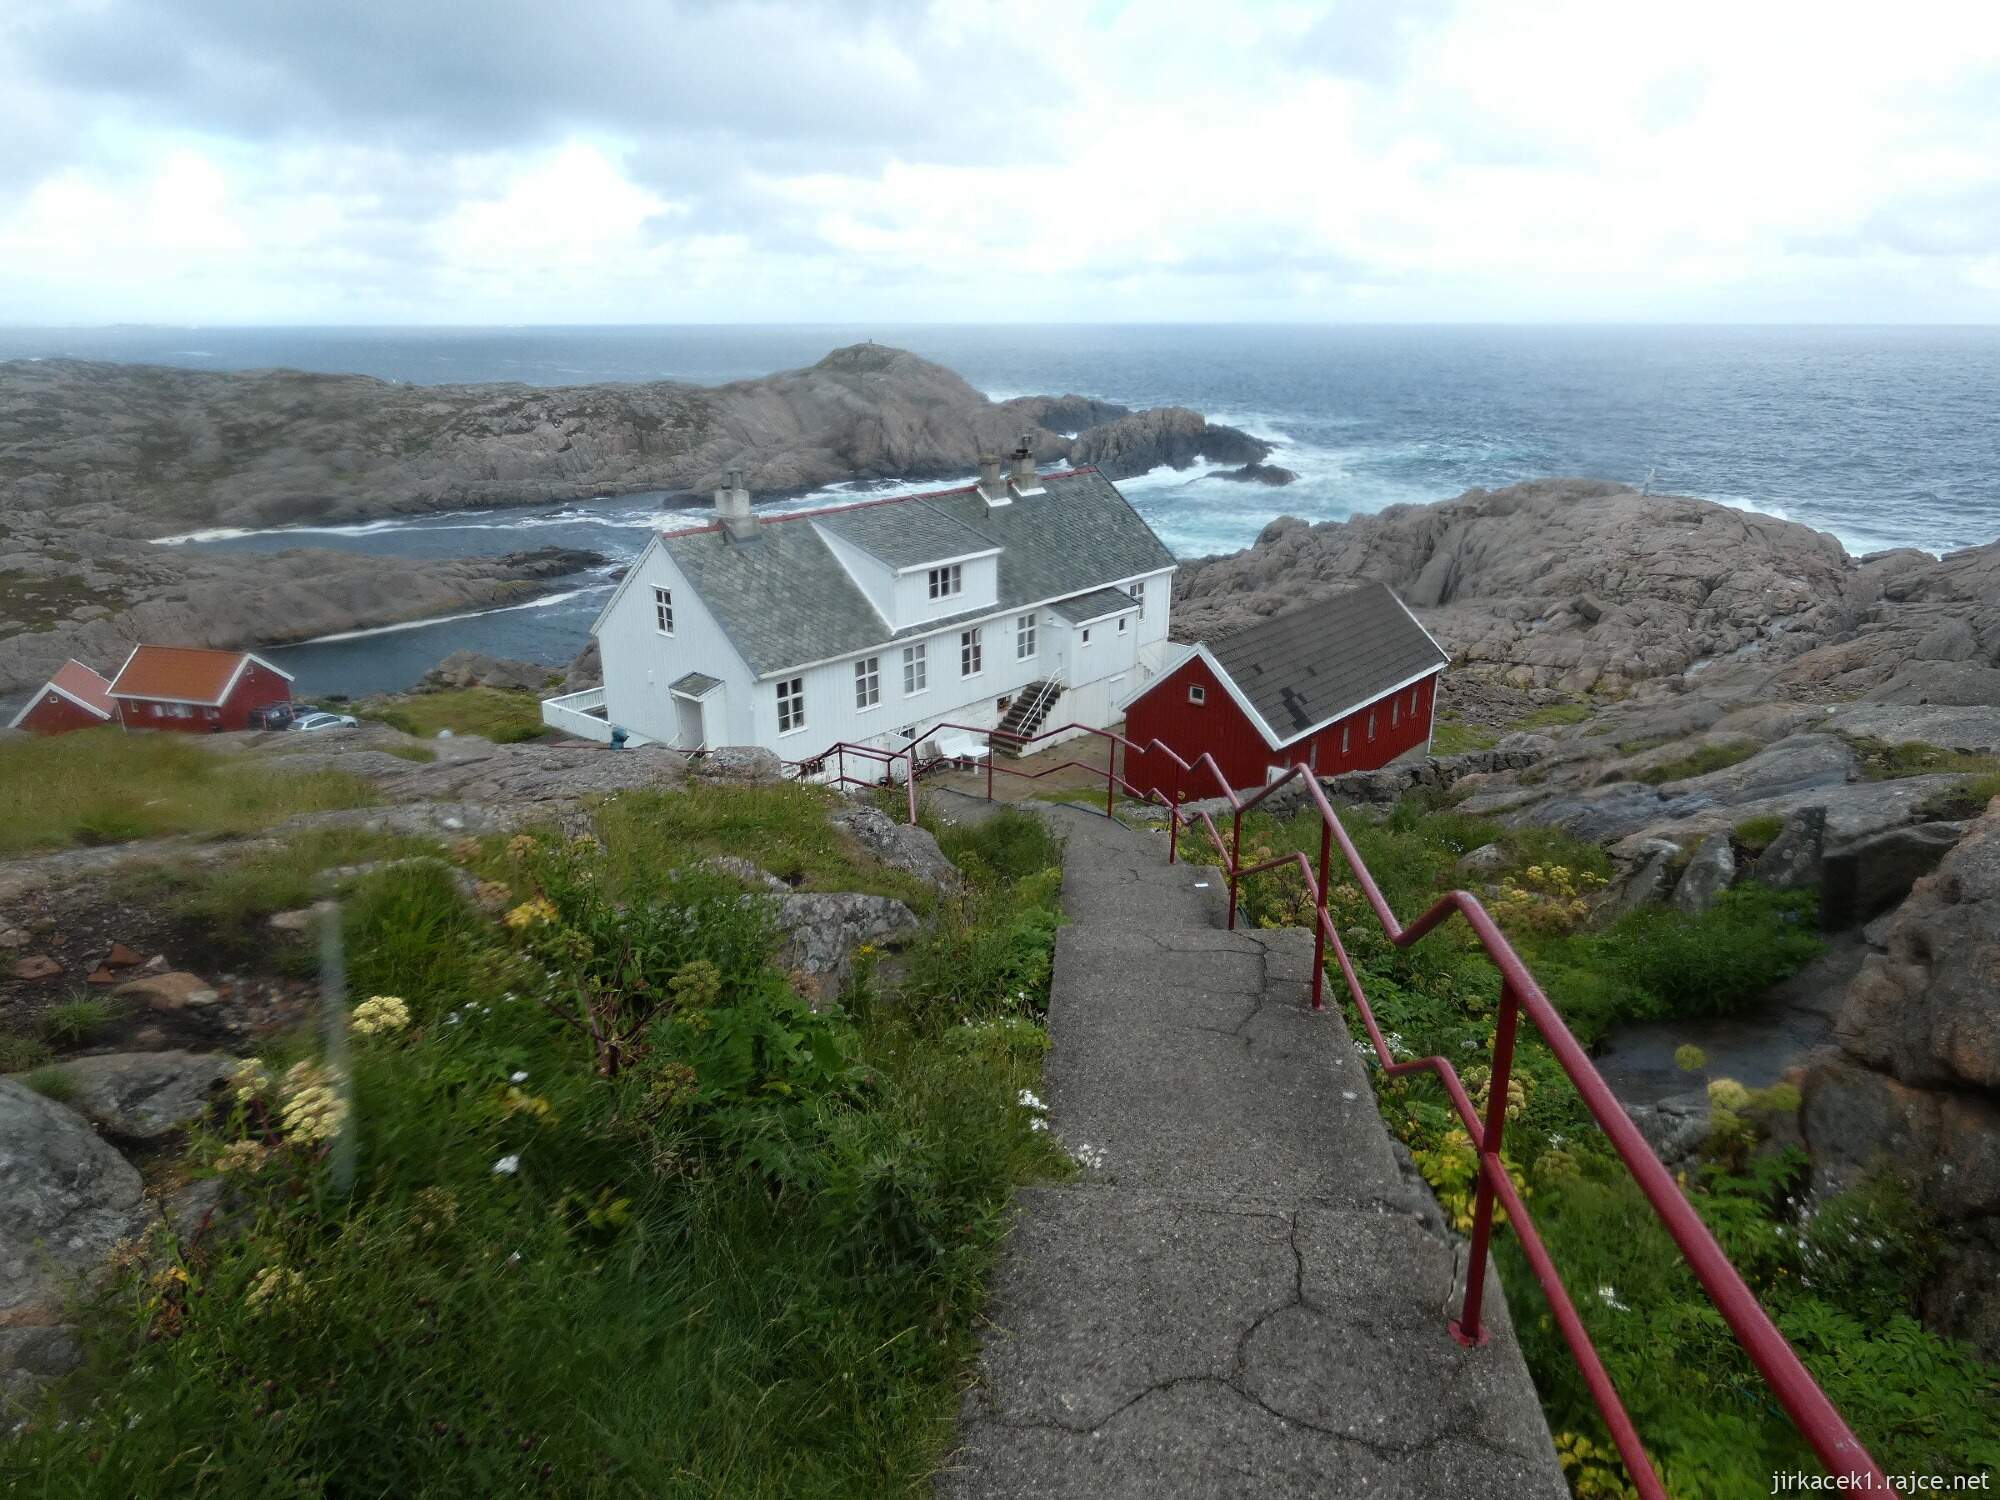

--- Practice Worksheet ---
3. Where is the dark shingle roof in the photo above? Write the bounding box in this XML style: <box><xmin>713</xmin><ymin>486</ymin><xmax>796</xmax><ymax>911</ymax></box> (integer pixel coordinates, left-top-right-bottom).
<box><xmin>816</xmin><ymin>503</ymin><xmax>997</xmax><ymax>569</ymax></box>
<box><xmin>658</xmin><ymin>470</ymin><xmax>1175</xmax><ymax>676</ymax></box>
<box><xmin>1207</xmin><ymin>583</ymin><xmax>1447</xmax><ymax>744</ymax></box>
<box><xmin>1049</xmin><ymin>586</ymin><xmax>1140</xmax><ymax>624</ymax></box>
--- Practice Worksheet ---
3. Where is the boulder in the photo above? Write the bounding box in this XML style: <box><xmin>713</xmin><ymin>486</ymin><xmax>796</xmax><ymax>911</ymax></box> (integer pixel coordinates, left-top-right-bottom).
<box><xmin>687</xmin><ymin>855</ymin><xmax>790</xmax><ymax>892</ymax></box>
<box><xmin>1820</xmin><ymin>820</ymin><xmax>1968</xmax><ymax>931</ymax></box>
<box><xmin>1456</xmin><ymin>843</ymin><xmax>1507</xmax><ymax>879</ymax></box>
<box><xmin>1671</xmin><ymin>834</ymin><xmax>1736</xmax><ymax>915</ymax></box>
<box><xmin>1750</xmin><ymin>808</ymin><xmax>1826</xmax><ymax>891</ymax></box>
<box><xmin>37</xmin><ymin>1051</ymin><xmax>239</xmax><ymax>1144</ymax></box>
<box><xmin>829</xmin><ymin>803</ymin><xmax>960</xmax><ymax>891</ymax></box>
<box><xmin>0</xmin><ymin>1081</ymin><xmax>157</xmax><ymax>1410</ymax></box>
<box><xmin>1627</xmin><ymin>1088</ymin><xmax>1712</xmax><ymax>1168</ymax></box>
<box><xmin>11</xmin><ymin>955</ymin><xmax>61</xmax><ymax>981</ymax></box>
<box><xmin>771</xmin><ymin>892</ymin><xmax>921</xmax><ymax>1003</ymax></box>
<box><xmin>693</xmin><ymin>746</ymin><xmax>783</xmax><ymax>784</ymax></box>
<box><xmin>1602</xmin><ymin>838</ymin><xmax>1682</xmax><ymax>919</ymax></box>
<box><xmin>419</xmin><ymin>651</ymin><xmax>557</xmax><ymax>694</ymax></box>
<box><xmin>112</xmin><ymin>971</ymin><xmax>220</xmax><ymax>1011</ymax></box>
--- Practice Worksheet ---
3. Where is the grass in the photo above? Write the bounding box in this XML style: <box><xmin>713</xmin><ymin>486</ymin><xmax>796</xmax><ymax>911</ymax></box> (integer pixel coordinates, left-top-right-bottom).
<box><xmin>0</xmin><ymin>1029</ymin><xmax>54</xmax><ymax>1071</ymax></box>
<box><xmin>0</xmin><ymin>730</ymin><xmax>379</xmax><ymax>855</ymax></box>
<box><xmin>34</xmin><ymin>995</ymin><xmax>124</xmax><ymax>1045</ymax></box>
<box><xmin>21</xmin><ymin>1064</ymin><xmax>77</xmax><ymax>1103</ymax></box>
<box><xmin>1430</xmin><ymin>718</ymin><xmax>1499</xmax><ymax>756</ymax></box>
<box><xmin>1633</xmin><ymin>739</ymin><xmax>1759</xmax><ymax>785</ymax></box>
<box><xmin>1916</xmin><ymin>771</ymin><xmax>2000</xmax><ymax>822</ymax></box>
<box><xmin>592</xmin><ymin>781</ymin><xmax>936</xmax><ymax>910</ymax></box>
<box><xmin>1514</xmin><ymin>702</ymin><xmax>1593</xmax><ymax>731</ymax></box>
<box><xmin>1733</xmin><ymin>814</ymin><xmax>1786</xmax><ymax>854</ymax></box>
<box><xmin>361</xmin><ymin>687</ymin><xmax>550</xmax><ymax>744</ymax></box>
<box><xmin>111</xmin><ymin>827</ymin><xmax>447</xmax><ymax>969</ymax></box>
<box><xmin>381</xmin><ymin>744</ymin><xmax>438</xmax><ymax>764</ymax></box>
<box><xmin>1843</xmin><ymin>736</ymin><xmax>2000</xmax><ymax>782</ymax></box>
<box><xmin>8</xmin><ymin>788</ymin><xmax>1069</xmax><ymax>1497</ymax></box>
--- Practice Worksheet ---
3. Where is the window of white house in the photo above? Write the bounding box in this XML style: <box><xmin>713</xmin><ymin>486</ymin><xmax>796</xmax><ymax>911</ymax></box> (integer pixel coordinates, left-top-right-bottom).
<box><xmin>903</xmin><ymin>643</ymin><xmax>927</xmax><ymax>694</ymax></box>
<box><xmin>1367</xmin><ymin>711</ymin><xmax>1377</xmax><ymax>741</ymax></box>
<box><xmin>927</xmin><ymin>564</ymin><xmax>963</xmax><ymax>600</ymax></box>
<box><xmin>653</xmin><ymin>586</ymin><xmax>674</xmax><ymax>635</ymax></box>
<box><xmin>1016</xmin><ymin>613</ymin><xmax>1037</xmax><ymax>659</ymax></box>
<box><xmin>1128</xmin><ymin>581</ymin><xmax>1146</xmax><ymax>619</ymax></box>
<box><xmin>1080</xmin><ymin>627</ymin><xmax>1092</xmax><ymax>646</ymax></box>
<box><xmin>1188</xmin><ymin>684</ymin><xmax>1207</xmax><ymax>705</ymax></box>
<box><xmin>1117</xmin><ymin>616</ymin><xmax>1128</xmax><ymax>634</ymax></box>
<box><xmin>776</xmin><ymin>677</ymin><xmax>806</xmax><ymax>734</ymax></box>
<box><xmin>960</xmin><ymin>627</ymin><xmax>983</xmax><ymax>677</ymax></box>
<box><xmin>854</xmin><ymin>656</ymin><xmax>880</xmax><ymax>710</ymax></box>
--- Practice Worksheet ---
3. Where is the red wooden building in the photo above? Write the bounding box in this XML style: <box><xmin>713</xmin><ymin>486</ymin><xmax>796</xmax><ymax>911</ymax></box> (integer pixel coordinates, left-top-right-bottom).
<box><xmin>8</xmin><ymin>659</ymin><xmax>120</xmax><ymax>736</ymax></box>
<box><xmin>107</xmin><ymin>646</ymin><xmax>294</xmax><ymax>732</ymax></box>
<box><xmin>1123</xmin><ymin>583</ymin><xmax>1448</xmax><ymax>799</ymax></box>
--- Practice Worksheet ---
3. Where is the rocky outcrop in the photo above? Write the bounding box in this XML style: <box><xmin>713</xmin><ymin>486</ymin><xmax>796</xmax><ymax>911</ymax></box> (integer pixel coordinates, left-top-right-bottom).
<box><xmin>418</xmin><ymin>652</ymin><xmax>562</xmax><ymax>694</ymax></box>
<box><xmin>1801</xmin><ymin>804</ymin><xmax>2000</xmax><ymax>1356</ymax></box>
<box><xmin>0</xmin><ymin>345</ymin><xmax>1262</xmax><ymax>534</ymax></box>
<box><xmin>0</xmin><ymin>526</ymin><xmax>602</xmax><ymax>696</ymax></box>
<box><xmin>34</xmin><ymin>1051</ymin><xmax>238</xmax><ymax>1144</ymax></box>
<box><xmin>772</xmin><ymin>892</ymin><xmax>921</xmax><ymax>1003</ymax></box>
<box><xmin>1170</xmin><ymin>478</ymin><xmax>2000</xmax><ymax>705</ymax></box>
<box><xmin>828</xmin><ymin>803</ymin><xmax>959</xmax><ymax>892</ymax></box>
<box><xmin>0</xmin><ymin>1080</ymin><xmax>158</xmax><ymax>1410</ymax></box>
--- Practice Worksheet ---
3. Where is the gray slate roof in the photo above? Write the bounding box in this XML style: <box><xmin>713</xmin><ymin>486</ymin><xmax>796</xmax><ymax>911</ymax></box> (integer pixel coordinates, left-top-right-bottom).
<box><xmin>1050</xmin><ymin>586</ymin><xmax>1140</xmax><ymax>624</ymax></box>
<box><xmin>670</xmin><ymin>671</ymin><xmax>723</xmax><ymax>696</ymax></box>
<box><xmin>816</xmin><ymin>502</ymin><xmax>997</xmax><ymax>569</ymax></box>
<box><xmin>1207</xmin><ymin>583</ymin><xmax>1447</xmax><ymax>743</ymax></box>
<box><xmin>659</xmin><ymin>470</ymin><xmax>1175</xmax><ymax>677</ymax></box>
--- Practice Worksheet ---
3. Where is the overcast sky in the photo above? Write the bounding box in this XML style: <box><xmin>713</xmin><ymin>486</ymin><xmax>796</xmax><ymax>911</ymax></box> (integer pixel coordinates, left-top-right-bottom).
<box><xmin>3</xmin><ymin>0</ymin><xmax>1998</xmax><ymax>325</ymax></box>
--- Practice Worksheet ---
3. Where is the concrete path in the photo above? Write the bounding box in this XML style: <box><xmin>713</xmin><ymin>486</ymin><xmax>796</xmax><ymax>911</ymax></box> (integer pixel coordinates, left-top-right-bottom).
<box><xmin>939</xmin><ymin>800</ymin><xmax>1567</xmax><ymax>1499</ymax></box>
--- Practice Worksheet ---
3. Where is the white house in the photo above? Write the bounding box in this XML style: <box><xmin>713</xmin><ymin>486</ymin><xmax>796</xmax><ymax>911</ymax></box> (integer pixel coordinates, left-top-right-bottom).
<box><xmin>542</xmin><ymin>446</ymin><xmax>1180</xmax><ymax>771</ymax></box>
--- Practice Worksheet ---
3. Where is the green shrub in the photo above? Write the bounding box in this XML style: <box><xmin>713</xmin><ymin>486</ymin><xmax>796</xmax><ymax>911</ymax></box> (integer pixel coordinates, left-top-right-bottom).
<box><xmin>1634</xmin><ymin>739</ymin><xmax>1759</xmax><ymax>785</ymax></box>
<box><xmin>35</xmin><ymin>995</ymin><xmax>123</xmax><ymax>1045</ymax></box>
<box><xmin>1589</xmin><ymin>884</ymin><xmax>1821</xmax><ymax>1017</ymax></box>
<box><xmin>1915</xmin><ymin>771</ymin><xmax>2000</xmax><ymax>822</ymax></box>
<box><xmin>1732</xmin><ymin>814</ymin><xmax>1786</xmax><ymax>854</ymax></box>
<box><xmin>1844</xmin><ymin>736</ymin><xmax>2000</xmax><ymax>782</ymax></box>
<box><xmin>21</xmin><ymin>1065</ymin><xmax>77</xmax><ymax>1103</ymax></box>
<box><xmin>360</xmin><ymin>686</ymin><xmax>550</xmax><ymax>744</ymax></box>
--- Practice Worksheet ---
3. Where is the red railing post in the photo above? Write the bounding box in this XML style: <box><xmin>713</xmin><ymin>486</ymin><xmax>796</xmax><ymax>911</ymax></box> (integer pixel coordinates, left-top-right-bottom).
<box><xmin>906</xmin><ymin>744</ymin><xmax>919</xmax><ymax>826</ymax></box>
<box><xmin>986</xmin><ymin>737</ymin><xmax>995</xmax><ymax>802</ymax></box>
<box><xmin>1454</xmin><ymin>977</ymin><xmax>1522</xmax><ymax>1348</ymax></box>
<box><xmin>1167</xmin><ymin>764</ymin><xmax>1181</xmax><ymax>865</ymax></box>
<box><xmin>1310</xmin><ymin>812</ymin><xmax>1331</xmax><ymax>1012</ymax></box>
<box><xmin>1226</xmin><ymin>805</ymin><xmax>1243</xmax><ymax>930</ymax></box>
<box><xmin>837</xmin><ymin>744</ymin><xmax>845</xmax><ymax>789</ymax></box>
<box><xmin>1105</xmin><ymin>736</ymin><xmax>1116</xmax><ymax>819</ymax></box>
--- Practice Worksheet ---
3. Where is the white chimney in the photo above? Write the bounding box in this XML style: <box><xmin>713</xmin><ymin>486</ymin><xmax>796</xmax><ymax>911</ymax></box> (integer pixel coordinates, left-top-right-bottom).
<box><xmin>714</xmin><ymin>466</ymin><xmax>758</xmax><ymax>542</ymax></box>
<box><xmin>1008</xmin><ymin>430</ymin><xmax>1045</xmax><ymax>497</ymax></box>
<box><xmin>976</xmin><ymin>452</ymin><xmax>1010</xmax><ymax>506</ymax></box>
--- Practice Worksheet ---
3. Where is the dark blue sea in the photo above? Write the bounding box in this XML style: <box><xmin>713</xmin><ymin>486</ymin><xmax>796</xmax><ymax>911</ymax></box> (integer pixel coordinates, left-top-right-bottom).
<box><xmin>5</xmin><ymin>324</ymin><xmax>1995</xmax><ymax>698</ymax></box>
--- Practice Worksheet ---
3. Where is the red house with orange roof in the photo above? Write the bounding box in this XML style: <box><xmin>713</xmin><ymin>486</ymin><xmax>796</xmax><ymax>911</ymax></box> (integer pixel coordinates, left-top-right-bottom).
<box><xmin>8</xmin><ymin>659</ymin><xmax>121</xmax><ymax>735</ymax></box>
<box><xmin>107</xmin><ymin>645</ymin><xmax>294</xmax><ymax>733</ymax></box>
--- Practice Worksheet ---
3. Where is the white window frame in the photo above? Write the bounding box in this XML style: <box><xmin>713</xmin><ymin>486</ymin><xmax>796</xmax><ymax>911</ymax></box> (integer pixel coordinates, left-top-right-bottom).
<box><xmin>1117</xmin><ymin>616</ymin><xmax>1128</xmax><ymax>635</ymax></box>
<box><xmin>1188</xmin><ymin>684</ymin><xmax>1206</xmax><ymax>705</ymax></box>
<box><xmin>927</xmin><ymin>564</ymin><xmax>963</xmax><ymax>601</ymax></box>
<box><xmin>776</xmin><ymin>676</ymin><xmax>806</xmax><ymax>736</ymax></box>
<box><xmin>653</xmin><ymin>586</ymin><xmax>674</xmax><ymax>636</ymax></box>
<box><xmin>1392</xmin><ymin>697</ymin><xmax>1401</xmax><ymax>727</ymax></box>
<box><xmin>1080</xmin><ymin>627</ymin><xmax>1092</xmax><ymax>647</ymax></box>
<box><xmin>960</xmin><ymin>627</ymin><xmax>983</xmax><ymax>678</ymax></box>
<box><xmin>1128</xmin><ymin>581</ymin><xmax>1146</xmax><ymax>619</ymax></box>
<box><xmin>854</xmin><ymin>656</ymin><xmax>880</xmax><ymax>712</ymax></box>
<box><xmin>1341</xmin><ymin>724</ymin><xmax>1351</xmax><ymax>754</ymax></box>
<box><xmin>902</xmin><ymin>643</ymin><xmax>927</xmax><ymax>695</ymax></box>
<box><xmin>1016</xmin><ymin>613</ymin><xmax>1038</xmax><ymax>660</ymax></box>
<box><xmin>1367</xmin><ymin>711</ymin><xmax>1377</xmax><ymax>741</ymax></box>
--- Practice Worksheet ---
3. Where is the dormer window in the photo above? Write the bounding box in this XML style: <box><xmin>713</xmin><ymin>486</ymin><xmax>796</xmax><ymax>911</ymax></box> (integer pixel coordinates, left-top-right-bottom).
<box><xmin>927</xmin><ymin>564</ymin><xmax>962</xmax><ymax>601</ymax></box>
<box><xmin>1188</xmin><ymin>684</ymin><xmax>1206</xmax><ymax>705</ymax></box>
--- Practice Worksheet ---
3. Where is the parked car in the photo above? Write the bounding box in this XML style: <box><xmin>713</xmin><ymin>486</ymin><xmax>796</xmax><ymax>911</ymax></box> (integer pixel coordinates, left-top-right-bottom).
<box><xmin>246</xmin><ymin>703</ymin><xmax>296</xmax><ymax>731</ymax></box>
<box><xmin>291</xmin><ymin>711</ymin><xmax>358</xmax><ymax>732</ymax></box>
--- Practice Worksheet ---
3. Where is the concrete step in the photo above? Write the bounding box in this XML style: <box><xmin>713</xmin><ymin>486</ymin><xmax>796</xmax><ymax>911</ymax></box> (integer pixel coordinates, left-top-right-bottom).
<box><xmin>941</xmin><ymin>802</ymin><xmax>1567</xmax><ymax>1500</ymax></box>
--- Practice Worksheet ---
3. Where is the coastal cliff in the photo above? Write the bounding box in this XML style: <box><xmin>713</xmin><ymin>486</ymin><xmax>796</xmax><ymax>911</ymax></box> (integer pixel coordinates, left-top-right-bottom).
<box><xmin>0</xmin><ymin>343</ymin><xmax>1273</xmax><ymax>534</ymax></box>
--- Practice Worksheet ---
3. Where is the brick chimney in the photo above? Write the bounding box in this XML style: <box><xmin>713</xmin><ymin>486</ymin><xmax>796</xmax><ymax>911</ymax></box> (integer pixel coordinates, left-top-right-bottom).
<box><xmin>976</xmin><ymin>452</ymin><xmax>1010</xmax><ymax>506</ymax></box>
<box><xmin>1008</xmin><ymin>430</ymin><xmax>1044</xmax><ymax>497</ymax></box>
<box><xmin>714</xmin><ymin>467</ymin><xmax>757</xmax><ymax>542</ymax></box>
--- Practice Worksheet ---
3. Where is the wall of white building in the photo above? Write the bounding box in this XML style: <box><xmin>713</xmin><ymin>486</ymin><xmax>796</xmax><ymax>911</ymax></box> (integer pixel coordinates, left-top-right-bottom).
<box><xmin>891</xmin><ymin>551</ymin><xmax>1000</xmax><ymax>627</ymax></box>
<box><xmin>590</xmin><ymin>549</ymin><xmax>1176</xmax><ymax>763</ymax></box>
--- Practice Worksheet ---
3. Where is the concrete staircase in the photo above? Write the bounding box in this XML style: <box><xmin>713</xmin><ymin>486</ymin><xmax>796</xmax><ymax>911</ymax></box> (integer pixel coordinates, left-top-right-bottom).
<box><xmin>993</xmin><ymin>681</ymin><xmax>1062</xmax><ymax>757</ymax></box>
<box><xmin>939</xmin><ymin>801</ymin><xmax>1567</xmax><ymax>1499</ymax></box>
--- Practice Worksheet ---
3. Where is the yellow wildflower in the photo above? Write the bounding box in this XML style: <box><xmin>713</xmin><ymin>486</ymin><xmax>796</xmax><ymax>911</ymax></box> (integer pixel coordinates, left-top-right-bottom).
<box><xmin>350</xmin><ymin>994</ymin><xmax>411</xmax><ymax>1036</ymax></box>
<box><xmin>214</xmin><ymin>1140</ymin><xmax>268</xmax><ymax>1175</ymax></box>
<box><xmin>473</xmin><ymin>879</ymin><xmax>513</xmax><ymax>913</ymax></box>
<box><xmin>504</xmin><ymin>896</ymin><xmax>558</xmax><ymax>931</ymax></box>
<box><xmin>503</xmin><ymin>1086</ymin><xmax>557</xmax><ymax>1123</ymax></box>
<box><xmin>229</xmin><ymin>1058</ymin><xmax>270</xmax><ymax>1104</ymax></box>
<box><xmin>279</xmin><ymin>1060</ymin><xmax>347</xmax><ymax>1144</ymax></box>
<box><xmin>245</xmin><ymin>1265</ymin><xmax>309</xmax><ymax>1314</ymax></box>
<box><xmin>506</xmin><ymin>833</ymin><xmax>538</xmax><ymax>862</ymax></box>
<box><xmin>412</xmin><ymin>1186</ymin><xmax>459</xmax><ymax>1235</ymax></box>
<box><xmin>1707</xmin><ymin>1077</ymin><xmax>1752</xmax><ymax>1114</ymax></box>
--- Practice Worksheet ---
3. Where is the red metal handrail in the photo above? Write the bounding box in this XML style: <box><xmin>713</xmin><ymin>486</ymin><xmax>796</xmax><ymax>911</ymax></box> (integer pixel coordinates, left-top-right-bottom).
<box><xmin>783</xmin><ymin>717</ymin><xmax>1886</xmax><ymax>1494</ymax></box>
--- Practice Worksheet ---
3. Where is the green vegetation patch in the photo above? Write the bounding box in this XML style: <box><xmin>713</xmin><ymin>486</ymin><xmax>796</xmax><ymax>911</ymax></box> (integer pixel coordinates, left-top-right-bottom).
<box><xmin>1430</xmin><ymin>718</ymin><xmax>1500</xmax><ymax>756</ymax></box>
<box><xmin>35</xmin><ymin>994</ymin><xmax>124</xmax><ymax>1046</ymax></box>
<box><xmin>0</xmin><ymin>729</ymin><xmax>379</xmax><ymax>855</ymax></box>
<box><xmin>1633</xmin><ymin>739</ymin><xmax>1759</xmax><ymax>785</ymax></box>
<box><xmin>1915</xmin><ymin>771</ymin><xmax>2000</xmax><ymax>823</ymax></box>
<box><xmin>1843</xmin><ymin>735</ymin><xmax>2000</xmax><ymax>782</ymax></box>
<box><xmin>360</xmin><ymin>686</ymin><xmax>550</xmax><ymax>744</ymax></box>
<box><xmin>11</xmin><ymin>793</ymin><xmax>1070</xmax><ymax>1495</ymax></box>
<box><xmin>0</xmin><ymin>1029</ymin><xmax>54</xmax><ymax>1072</ymax></box>
<box><xmin>1514</xmin><ymin>702</ymin><xmax>1593</xmax><ymax>731</ymax></box>
<box><xmin>1732</xmin><ymin>814</ymin><xmax>1786</xmax><ymax>855</ymax></box>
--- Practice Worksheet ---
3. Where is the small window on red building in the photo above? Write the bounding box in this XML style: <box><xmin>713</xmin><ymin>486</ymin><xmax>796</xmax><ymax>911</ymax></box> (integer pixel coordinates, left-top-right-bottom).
<box><xmin>1188</xmin><ymin>684</ymin><xmax>1206</xmax><ymax>705</ymax></box>
<box><xmin>1367</xmin><ymin>711</ymin><xmax>1376</xmax><ymax>741</ymax></box>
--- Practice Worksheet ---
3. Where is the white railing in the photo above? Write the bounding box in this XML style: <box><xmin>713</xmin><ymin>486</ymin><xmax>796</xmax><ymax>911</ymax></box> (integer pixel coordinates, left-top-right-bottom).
<box><xmin>540</xmin><ymin>687</ymin><xmax>623</xmax><ymax>744</ymax></box>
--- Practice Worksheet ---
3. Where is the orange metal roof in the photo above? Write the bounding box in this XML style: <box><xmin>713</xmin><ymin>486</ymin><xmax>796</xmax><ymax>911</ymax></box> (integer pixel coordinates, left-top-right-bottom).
<box><xmin>108</xmin><ymin>645</ymin><xmax>285</xmax><ymax>705</ymax></box>
<box><xmin>49</xmin><ymin>659</ymin><xmax>115</xmax><ymax>718</ymax></box>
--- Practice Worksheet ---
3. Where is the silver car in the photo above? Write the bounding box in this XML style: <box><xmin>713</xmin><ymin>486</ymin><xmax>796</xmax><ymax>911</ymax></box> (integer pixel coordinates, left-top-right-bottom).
<box><xmin>290</xmin><ymin>711</ymin><xmax>359</xmax><ymax>732</ymax></box>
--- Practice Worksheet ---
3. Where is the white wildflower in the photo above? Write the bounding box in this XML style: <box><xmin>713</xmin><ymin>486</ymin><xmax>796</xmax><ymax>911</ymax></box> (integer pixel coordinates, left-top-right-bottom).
<box><xmin>492</xmin><ymin>1154</ymin><xmax>521</xmax><ymax>1176</ymax></box>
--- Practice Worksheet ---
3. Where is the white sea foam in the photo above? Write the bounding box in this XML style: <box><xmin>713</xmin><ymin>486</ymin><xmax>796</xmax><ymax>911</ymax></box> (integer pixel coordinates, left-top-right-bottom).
<box><xmin>290</xmin><ymin>585</ymin><xmax>611</xmax><ymax>644</ymax></box>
